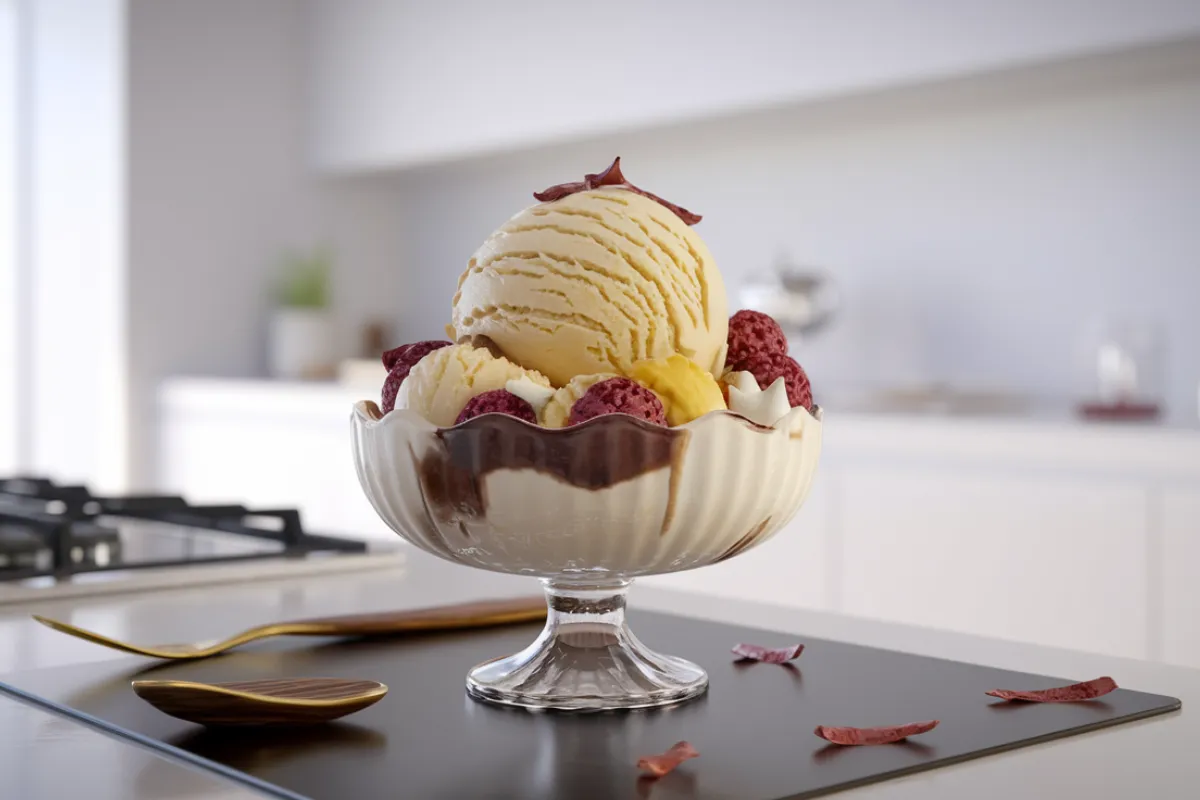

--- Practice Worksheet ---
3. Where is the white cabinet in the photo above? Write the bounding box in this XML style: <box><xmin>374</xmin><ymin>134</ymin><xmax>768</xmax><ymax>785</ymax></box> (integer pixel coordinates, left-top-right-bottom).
<box><xmin>309</xmin><ymin>1</ymin><xmax>1200</xmax><ymax>172</ymax></box>
<box><xmin>1162</xmin><ymin>488</ymin><xmax>1200</xmax><ymax>668</ymax></box>
<box><xmin>644</xmin><ymin>473</ymin><xmax>833</xmax><ymax>611</ymax></box>
<box><xmin>159</xmin><ymin>380</ymin><xmax>395</xmax><ymax>541</ymax></box>
<box><xmin>840</xmin><ymin>468</ymin><xmax>1149</xmax><ymax>659</ymax></box>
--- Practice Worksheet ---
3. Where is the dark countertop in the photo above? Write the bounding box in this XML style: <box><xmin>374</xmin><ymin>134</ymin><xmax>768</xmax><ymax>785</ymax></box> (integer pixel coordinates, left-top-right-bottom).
<box><xmin>0</xmin><ymin>690</ymin><xmax>261</xmax><ymax>799</ymax></box>
<box><xmin>1</xmin><ymin>553</ymin><xmax>1198</xmax><ymax>799</ymax></box>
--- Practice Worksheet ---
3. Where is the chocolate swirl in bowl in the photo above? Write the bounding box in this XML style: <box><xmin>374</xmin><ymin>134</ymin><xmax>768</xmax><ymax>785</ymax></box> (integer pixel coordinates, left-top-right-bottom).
<box><xmin>355</xmin><ymin>401</ymin><xmax>820</xmax><ymax>573</ymax></box>
<box><xmin>416</xmin><ymin>413</ymin><xmax>689</xmax><ymax>529</ymax></box>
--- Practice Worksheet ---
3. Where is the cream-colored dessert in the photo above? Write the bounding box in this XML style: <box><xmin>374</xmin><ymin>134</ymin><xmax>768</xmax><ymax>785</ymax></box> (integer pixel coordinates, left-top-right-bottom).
<box><xmin>397</xmin><ymin>343</ymin><xmax>550</xmax><ymax>427</ymax></box>
<box><xmin>357</xmin><ymin>159</ymin><xmax>825</xmax><ymax>712</ymax></box>
<box><xmin>450</xmin><ymin>188</ymin><xmax>728</xmax><ymax>386</ymax></box>
<box><xmin>352</xmin><ymin>402</ymin><xmax>822</xmax><ymax>577</ymax></box>
<box><xmin>360</xmin><ymin>158</ymin><xmax>823</xmax><ymax>572</ymax></box>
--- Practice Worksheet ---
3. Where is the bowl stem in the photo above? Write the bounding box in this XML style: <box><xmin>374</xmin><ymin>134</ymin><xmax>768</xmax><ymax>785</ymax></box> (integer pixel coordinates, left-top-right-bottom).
<box><xmin>465</xmin><ymin>578</ymin><xmax>708</xmax><ymax>711</ymax></box>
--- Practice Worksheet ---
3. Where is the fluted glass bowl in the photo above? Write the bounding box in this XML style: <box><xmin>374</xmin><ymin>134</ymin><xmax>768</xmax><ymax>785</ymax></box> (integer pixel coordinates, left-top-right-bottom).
<box><xmin>351</xmin><ymin>401</ymin><xmax>822</xmax><ymax>711</ymax></box>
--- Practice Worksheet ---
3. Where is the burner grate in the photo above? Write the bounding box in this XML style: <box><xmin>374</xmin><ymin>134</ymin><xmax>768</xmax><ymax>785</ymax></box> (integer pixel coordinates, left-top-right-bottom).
<box><xmin>0</xmin><ymin>476</ymin><xmax>367</xmax><ymax>582</ymax></box>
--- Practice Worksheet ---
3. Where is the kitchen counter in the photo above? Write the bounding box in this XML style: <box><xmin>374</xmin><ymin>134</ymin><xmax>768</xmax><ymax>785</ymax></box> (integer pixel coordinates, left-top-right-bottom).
<box><xmin>1</xmin><ymin>552</ymin><xmax>1196</xmax><ymax>799</ymax></box>
<box><xmin>0</xmin><ymin>694</ymin><xmax>259</xmax><ymax>800</ymax></box>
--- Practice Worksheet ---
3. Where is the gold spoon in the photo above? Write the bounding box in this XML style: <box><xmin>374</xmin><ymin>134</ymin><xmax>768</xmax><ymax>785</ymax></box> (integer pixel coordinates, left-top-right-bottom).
<box><xmin>132</xmin><ymin>677</ymin><xmax>387</xmax><ymax>726</ymax></box>
<box><xmin>33</xmin><ymin>596</ymin><xmax>545</xmax><ymax>660</ymax></box>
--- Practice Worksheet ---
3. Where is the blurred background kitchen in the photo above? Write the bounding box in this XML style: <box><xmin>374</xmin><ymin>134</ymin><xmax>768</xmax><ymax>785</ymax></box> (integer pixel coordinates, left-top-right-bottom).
<box><xmin>2</xmin><ymin>1</ymin><xmax>1199</xmax><ymax>667</ymax></box>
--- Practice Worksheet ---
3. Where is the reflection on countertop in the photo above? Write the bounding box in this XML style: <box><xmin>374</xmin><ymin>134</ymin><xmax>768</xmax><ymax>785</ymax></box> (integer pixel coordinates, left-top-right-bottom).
<box><xmin>0</xmin><ymin>691</ymin><xmax>259</xmax><ymax>800</ymax></box>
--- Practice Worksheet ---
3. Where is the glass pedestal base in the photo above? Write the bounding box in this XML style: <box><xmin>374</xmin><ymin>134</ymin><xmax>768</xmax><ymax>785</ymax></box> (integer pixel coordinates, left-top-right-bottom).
<box><xmin>465</xmin><ymin>580</ymin><xmax>708</xmax><ymax>711</ymax></box>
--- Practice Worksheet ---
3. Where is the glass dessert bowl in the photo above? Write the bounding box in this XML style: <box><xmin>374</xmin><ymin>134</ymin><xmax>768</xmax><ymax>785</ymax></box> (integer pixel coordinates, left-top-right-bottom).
<box><xmin>352</xmin><ymin>156</ymin><xmax>823</xmax><ymax>710</ymax></box>
<box><xmin>351</xmin><ymin>400</ymin><xmax>822</xmax><ymax>711</ymax></box>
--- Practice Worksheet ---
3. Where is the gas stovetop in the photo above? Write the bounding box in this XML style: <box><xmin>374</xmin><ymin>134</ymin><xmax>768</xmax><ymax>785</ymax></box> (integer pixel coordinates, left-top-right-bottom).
<box><xmin>0</xmin><ymin>476</ymin><xmax>387</xmax><ymax>599</ymax></box>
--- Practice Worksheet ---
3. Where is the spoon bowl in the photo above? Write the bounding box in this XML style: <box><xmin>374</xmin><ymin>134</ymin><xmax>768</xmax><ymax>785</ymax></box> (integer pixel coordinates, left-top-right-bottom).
<box><xmin>132</xmin><ymin>677</ymin><xmax>388</xmax><ymax>727</ymax></box>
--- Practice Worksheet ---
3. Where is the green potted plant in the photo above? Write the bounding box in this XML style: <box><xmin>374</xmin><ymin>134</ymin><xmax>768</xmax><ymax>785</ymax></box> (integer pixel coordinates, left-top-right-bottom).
<box><xmin>268</xmin><ymin>248</ymin><xmax>335</xmax><ymax>379</ymax></box>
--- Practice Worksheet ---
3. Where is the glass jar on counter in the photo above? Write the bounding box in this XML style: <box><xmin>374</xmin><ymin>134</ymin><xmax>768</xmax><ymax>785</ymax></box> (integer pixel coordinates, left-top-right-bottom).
<box><xmin>1076</xmin><ymin>316</ymin><xmax>1164</xmax><ymax>420</ymax></box>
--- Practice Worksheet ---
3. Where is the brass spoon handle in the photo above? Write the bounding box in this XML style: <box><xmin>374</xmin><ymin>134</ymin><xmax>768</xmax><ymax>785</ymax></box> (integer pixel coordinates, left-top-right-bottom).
<box><xmin>33</xmin><ymin>595</ymin><xmax>549</xmax><ymax>660</ymax></box>
<box><xmin>250</xmin><ymin>596</ymin><xmax>547</xmax><ymax>638</ymax></box>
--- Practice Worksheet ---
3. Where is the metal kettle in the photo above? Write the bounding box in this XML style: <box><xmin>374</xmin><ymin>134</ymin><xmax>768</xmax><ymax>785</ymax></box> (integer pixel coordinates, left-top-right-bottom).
<box><xmin>737</xmin><ymin>254</ymin><xmax>839</xmax><ymax>341</ymax></box>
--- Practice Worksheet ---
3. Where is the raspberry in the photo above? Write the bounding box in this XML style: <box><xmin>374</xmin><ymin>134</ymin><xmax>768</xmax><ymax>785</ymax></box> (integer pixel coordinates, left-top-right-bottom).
<box><xmin>740</xmin><ymin>352</ymin><xmax>814</xmax><ymax>411</ymax></box>
<box><xmin>455</xmin><ymin>389</ymin><xmax>537</xmax><ymax>425</ymax></box>
<box><xmin>380</xmin><ymin>340</ymin><xmax>451</xmax><ymax>413</ymax></box>
<box><xmin>726</xmin><ymin>309</ymin><xmax>788</xmax><ymax>367</ymax></box>
<box><xmin>568</xmin><ymin>377</ymin><xmax>667</xmax><ymax>426</ymax></box>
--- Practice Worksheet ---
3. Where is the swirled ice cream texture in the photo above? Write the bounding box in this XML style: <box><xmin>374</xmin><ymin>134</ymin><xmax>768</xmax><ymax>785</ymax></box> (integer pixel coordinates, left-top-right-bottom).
<box><xmin>450</xmin><ymin>188</ymin><xmax>728</xmax><ymax>387</ymax></box>
<box><xmin>397</xmin><ymin>343</ymin><xmax>550</xmax><ymax>428</ymax></box>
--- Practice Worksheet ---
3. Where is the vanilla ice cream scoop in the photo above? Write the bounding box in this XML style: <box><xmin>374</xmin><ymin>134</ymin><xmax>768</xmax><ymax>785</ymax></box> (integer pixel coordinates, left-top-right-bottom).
<box><xmin>450</xmin><ymin>187</ymin><xmax>728</xmax><ymax>387</ymax></box>
<box><xmin>398</xmin><ymin>343</ymin><xmax>551</xmax><ymax>427</ymax></box>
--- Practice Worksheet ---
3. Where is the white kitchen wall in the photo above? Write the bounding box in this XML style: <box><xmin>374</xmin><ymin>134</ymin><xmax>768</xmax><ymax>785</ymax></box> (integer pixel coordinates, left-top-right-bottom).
<box><xmin>122</xmin><ymin>2</ymin><xmax>1200</xmax><ymax>492</ymax></box>
<box><xmin>23</xmin><ymin>0</ymin><xmax>127</xmax><ymax>491</ymax></box>
<box><xmin>126</xmin><ymin>0</ymin><xmax>405</xmax><ymax>487</ymax></box>
<box><xmin>0</xmin><ymin>0</ymin><xmax>16</xmax><ymax>472</ymax></box>
<box><xmin>387</xmin><ymin>45</ymin><xmax>1200</xmax><ymax>418</ymax></box>
<box><xmin>310</xmin><ymin>0</ymin><xmax>1200</xmax><ymax>173</ymax></box>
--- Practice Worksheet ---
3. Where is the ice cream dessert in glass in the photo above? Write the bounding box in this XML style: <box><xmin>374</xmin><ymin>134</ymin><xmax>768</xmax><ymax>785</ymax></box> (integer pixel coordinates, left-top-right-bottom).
<box><xmin>352</xmin><ymin>159</ymin><xmax>822</xmax><ymax>710</ymax></box>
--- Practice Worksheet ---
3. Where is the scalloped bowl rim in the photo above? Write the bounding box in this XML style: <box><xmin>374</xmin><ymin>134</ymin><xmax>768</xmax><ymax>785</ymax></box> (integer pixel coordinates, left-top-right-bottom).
<box><xmin>349</xmin><ymin>398</ymin><xmax>824</xmax><ymax>577</ymax></box>
<box><xmin>351</xmin><ymin>401</ymin><xmax>823</xmax><ymax>436</ymax></box>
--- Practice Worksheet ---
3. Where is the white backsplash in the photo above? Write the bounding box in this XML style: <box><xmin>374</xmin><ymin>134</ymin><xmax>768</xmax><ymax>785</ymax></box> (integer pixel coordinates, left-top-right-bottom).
<box><xmin>388</xmin><ymin>61</ymin><xmax>1200</xmax><ymax>416</ymax></box>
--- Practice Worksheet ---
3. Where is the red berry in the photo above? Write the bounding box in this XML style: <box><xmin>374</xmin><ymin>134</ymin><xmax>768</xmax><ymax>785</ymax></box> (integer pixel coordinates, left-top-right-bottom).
<box><xmin>380</xmin><ymin>340</ymin><xmax>451</xmax><ymax>413</ymax></box>
<box><xmin>455</xmin><ymin>389</ymin><xmax>537</xmax><ymax>425</ymax></box>
<box><xmin>568</xmin><ymin>377</ymin><xmax>667</xmax><ymax>426</ymax></box>
<box><xmin>740</xmin><ymin>352</ymin><xmax>814</xmax><ymax>411</ymax></box>
<box><xmin>726</xmin><ymin>309</ymin><xmax>788</xmax><ymax>367</ymax></box>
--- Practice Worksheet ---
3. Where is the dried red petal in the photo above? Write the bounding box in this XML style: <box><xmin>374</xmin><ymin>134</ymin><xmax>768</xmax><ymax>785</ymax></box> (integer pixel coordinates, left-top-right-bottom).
<box><xmin>636</xmin><ymin>741</ymin><xmax>698</xmax><ymax>778</ymax></box>
<box><xmin>534</xmin><ymin>157</ymin><xmax>702</xmax><ymax>225</ymax></box>
<box><xmin>814</xmin><ymin>720</ymin><xmax>939</xmax><ymax>746</ymax></box>
<box><xmin>731</xmin><ymin>642</ymin><xmax>804</xmax><ymax>664</ymax></box>
<box><xmin>532</xmin><ymin>180</ymin><xmax>587</xmax><ymax>203</ymax></box>
<box><xmin>986</xmin><ymin>676</ymin><xmax>1117</xmax><ymax>703</ymax></box>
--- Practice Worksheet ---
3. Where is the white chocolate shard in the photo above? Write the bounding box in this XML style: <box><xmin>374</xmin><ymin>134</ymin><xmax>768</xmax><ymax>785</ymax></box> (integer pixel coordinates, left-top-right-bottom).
<box><xmin>727</xmin><ymin>371</ymin><xmax>790</xmax><ymax>428</ymax></box>
<box><xmin>506</xmin><ymin>376</ymin><xmax>556</xmax><ymax>414</ymax></box>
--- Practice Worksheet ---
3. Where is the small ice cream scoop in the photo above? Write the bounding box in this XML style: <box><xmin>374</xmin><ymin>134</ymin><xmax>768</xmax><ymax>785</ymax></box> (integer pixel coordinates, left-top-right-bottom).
<box><xmin>398</xmin><ymin>343</ymin><xmax>551</xmax><ymax>427</ymax></box>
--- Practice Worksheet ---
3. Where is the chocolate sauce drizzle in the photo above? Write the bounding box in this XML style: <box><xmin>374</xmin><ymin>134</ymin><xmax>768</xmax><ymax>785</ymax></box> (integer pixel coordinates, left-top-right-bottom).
<box><xmin>415</xmin><ymin>413</ymin><xmax>689</xmax><ymax>531</ymax></box>
<box><xmin>533</xmin><ymin>157</ymin><xmax>702</xmax><ymax>225</ymax></box>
